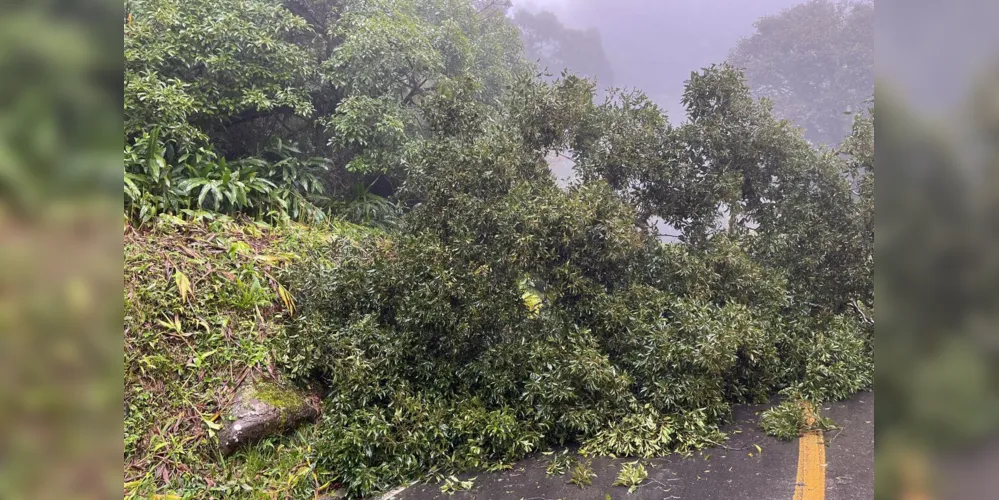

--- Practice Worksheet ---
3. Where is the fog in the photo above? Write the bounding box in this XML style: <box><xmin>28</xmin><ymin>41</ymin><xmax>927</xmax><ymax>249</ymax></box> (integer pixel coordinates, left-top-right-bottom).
<box><xmin>512</xmin><ymin>0</ymin><xmax>801</xmax><ymax>119</ymax></box>
<box><xmin>877</xmin><ymin>0</ymin><xmax>999</xmax><ymax>113</ymax></box>
<box><xmin>509</xmin><ymin>0</ymin><xmax>994</xmax><ymax>122</ymax></box>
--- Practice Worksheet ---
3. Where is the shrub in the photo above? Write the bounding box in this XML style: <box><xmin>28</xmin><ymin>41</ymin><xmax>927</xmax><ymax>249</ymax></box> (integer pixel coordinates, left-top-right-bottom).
<box><xmin>124</xmin><ymin>131</ymin><xmax>329</xmax><ymax>224</ymax></box>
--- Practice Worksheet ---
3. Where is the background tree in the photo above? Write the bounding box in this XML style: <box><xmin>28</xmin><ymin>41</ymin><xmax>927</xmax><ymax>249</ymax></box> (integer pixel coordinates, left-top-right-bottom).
<box><xmin>514</xmin><ymin>0</ymin><xmax>802</xmax><ymax>119</ymax></box>
<box><xmin>728</xmin><ymin>0</ymin><xmax>873</xmax><ymax>145</ymax></box>
<box><xmin>512</xmin><ymin>8</ymin><xmax>615</xmax><ymax>88</ymax></box>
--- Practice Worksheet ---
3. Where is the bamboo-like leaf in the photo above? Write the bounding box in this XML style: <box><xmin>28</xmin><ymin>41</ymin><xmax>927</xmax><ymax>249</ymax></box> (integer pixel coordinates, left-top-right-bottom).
<box><xmin>277</xmin><ymin>283</ymin><xmax>296</xmax><ymax>315</ymax></box>
<box><xmin>198</xmin><ymin>183</ymin><xmax>212</xmax><ymax>207</ymax></box>
<box><xmin>175</xmin><ymin>271</ymin><xmax>192</xmax><ymax>303</ymax></box>
<box><xmin>210</xmin><ymin>181</ymin><xmax>222</xmax><ymax>210</ymax></box>
<box><xmin>202</xmin><ymin>417</ymin><xmax>222</xmax><ymax>431</ymax></box>
<box><xmin>153</xmin><ymin>156</ymin><xmax>166</xmax><ymax>181</ymax></box>
<box><xmin>124</xmin><ymin>173</ymin><xmax>141</xmax><ymax>200</ymax></box>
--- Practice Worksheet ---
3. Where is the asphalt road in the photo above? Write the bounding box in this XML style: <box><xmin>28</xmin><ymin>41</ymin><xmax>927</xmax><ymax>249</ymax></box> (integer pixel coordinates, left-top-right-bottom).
<box><xmin>394</xmin><ymin>392</ymin><xmax>874</xmax><ymax>500</ymax></box>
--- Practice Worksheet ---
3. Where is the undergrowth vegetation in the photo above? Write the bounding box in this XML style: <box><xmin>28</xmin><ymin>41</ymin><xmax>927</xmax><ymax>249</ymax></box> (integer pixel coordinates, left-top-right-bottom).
<box><xmin>124</xmin><ymin>214</ymin><xmax>377</xmax><ymax>498</ymax></box>
<box><xmin>124</xmin><ymin>0</ymin><xmax>525</xmax><ymax>225</ymax></box>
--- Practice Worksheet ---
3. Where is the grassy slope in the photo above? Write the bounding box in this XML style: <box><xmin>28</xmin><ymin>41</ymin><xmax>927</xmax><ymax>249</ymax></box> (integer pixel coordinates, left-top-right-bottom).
<box><xmin>124</xmin><ymin>214</ymin><xmax>370</xmax><ymax>499</ymax></box>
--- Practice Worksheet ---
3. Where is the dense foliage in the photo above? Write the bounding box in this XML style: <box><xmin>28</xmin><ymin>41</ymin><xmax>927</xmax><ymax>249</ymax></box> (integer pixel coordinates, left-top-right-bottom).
<box><xmin>124</xmin><ymin>0</ymin><xmax>526</xmax><ymax>223</ymax></box>
<box><xmin>123</xmin><ymin>1</ymin><xmax>874</xmax><ymax>498</ymax></box>
<box><xmin>277</xmin><ymin>70</ymin><xmax>873</xmax><ymax>496</ymax></box>
<box><xmin>728</xmin><ymin>0</ymin><xmax>874</xmax><ymax>145</ymax></box>
<box><xmin>571</xmin><ymin>63</ymin><xmax>873</xmax><ymax>312</ymax></box>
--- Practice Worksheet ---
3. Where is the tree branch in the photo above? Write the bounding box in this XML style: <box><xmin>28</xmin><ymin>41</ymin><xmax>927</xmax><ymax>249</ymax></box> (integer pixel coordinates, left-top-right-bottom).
<box><xmin>220</xmin><ymin>105</ymin><xmax>297</xmax><ymax>130</ymax></box>
<box><xmin>849</xmin><ymin>301</ymin><xmax>873</xmax><ymax>326</ymax></box>
<box><xmin>476</xmin><ymin>0</ymin><xmax>503</xmax><ymax>14</ymax></box>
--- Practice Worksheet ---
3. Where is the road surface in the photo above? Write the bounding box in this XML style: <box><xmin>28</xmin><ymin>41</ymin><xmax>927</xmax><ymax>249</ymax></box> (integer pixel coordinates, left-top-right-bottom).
<box><xmin>393</xmin><ymin>392</ymin><xmax>874</xmax><ymax>500</ymax></box>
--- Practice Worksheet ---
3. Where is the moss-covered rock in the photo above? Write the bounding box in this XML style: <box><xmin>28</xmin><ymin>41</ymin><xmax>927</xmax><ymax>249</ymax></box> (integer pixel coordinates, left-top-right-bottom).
<box><xmin>219</xmin><ymin>380</ymin><xmax>318</xmax><ymax>456</ymax></box>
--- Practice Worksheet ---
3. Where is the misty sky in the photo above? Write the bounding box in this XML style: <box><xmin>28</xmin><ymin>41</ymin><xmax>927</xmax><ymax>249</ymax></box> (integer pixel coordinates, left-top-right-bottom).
<box><xmin>511</xmin><ymin>0</ymin><xmax>999</xmax><ymax>118</ymax></box>
<box><xmin>511</xmin><ymin>0</ymin><xmax>801</xmax><ymax>119</ymax></box>
<box><xmin>877</xmin><ymin>0</ymin><xmax>999</xmax><ymax>113</ymax></box>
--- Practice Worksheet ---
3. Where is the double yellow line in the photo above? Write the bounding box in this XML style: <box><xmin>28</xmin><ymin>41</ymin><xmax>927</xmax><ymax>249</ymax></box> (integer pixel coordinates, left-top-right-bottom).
<box><xmin>793</xmin><ymin>403</ymin><xmax>826</xmax><ymax>500</ymax></box>
<box><xmin>793</xmin><ymin>429</ymin><xmax>826</xmax><ymax>500</ymax></box>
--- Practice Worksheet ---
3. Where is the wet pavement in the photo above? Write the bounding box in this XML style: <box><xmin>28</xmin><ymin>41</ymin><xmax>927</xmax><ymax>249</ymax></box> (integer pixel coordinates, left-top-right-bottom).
<box><xmin>822</xmin><ymin>394</ymin><xmax>875</xmax><ymax>500</ymax></box>
<box><xmin>395</xmin><ymin>392</ymin><xmax>874</xmax><ymax>500</ymax></box>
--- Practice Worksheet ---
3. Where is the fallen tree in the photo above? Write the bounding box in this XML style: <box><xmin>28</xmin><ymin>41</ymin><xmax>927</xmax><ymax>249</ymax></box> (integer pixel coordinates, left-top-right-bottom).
<box><xmin>279</xmin><ymin>71</ymin><xmax>874</xmax><ymax>497</ymax></box>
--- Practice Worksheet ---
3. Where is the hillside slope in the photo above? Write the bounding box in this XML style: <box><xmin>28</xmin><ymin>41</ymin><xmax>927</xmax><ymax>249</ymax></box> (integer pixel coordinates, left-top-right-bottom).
<box><xmin>124</xmin><ymin>215</ymin><xmax>374</xmax><ymax>498</ymax></box>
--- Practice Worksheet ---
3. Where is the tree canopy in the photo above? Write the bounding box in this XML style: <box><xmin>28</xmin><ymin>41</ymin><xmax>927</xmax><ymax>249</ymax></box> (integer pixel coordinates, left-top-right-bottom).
<box><xmin>124</xmin><ymin>0</ymin><xmax>527</xmax><ymax>222</ymax></box>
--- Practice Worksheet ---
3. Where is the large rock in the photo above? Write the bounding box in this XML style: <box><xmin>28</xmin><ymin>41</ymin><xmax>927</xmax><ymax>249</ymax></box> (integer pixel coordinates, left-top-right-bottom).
<box><xmin>218</xmin><ymin>380</ymin><xmax>318</xmax><ymax>455</ymax></box>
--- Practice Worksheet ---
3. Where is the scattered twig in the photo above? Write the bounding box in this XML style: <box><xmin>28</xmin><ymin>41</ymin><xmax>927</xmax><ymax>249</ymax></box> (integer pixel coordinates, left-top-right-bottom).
<box><xmin>232</xmin><ymin>366</ymin><xmax>251</xmax><ymax>393</ymax></box>
<box><xmin>637</xmin><ymin>477</ymin><xmax>674</xmax><ymax>491</ymax></box>
<box><xmin>827</xmin><ymin>427</ymin><xmax>845</xmax><ymax>446</ymax></box>
<box><xmin>702</xmin><ymin>437</ymin><xmax>749</xmax><ymax>451</ymax></box>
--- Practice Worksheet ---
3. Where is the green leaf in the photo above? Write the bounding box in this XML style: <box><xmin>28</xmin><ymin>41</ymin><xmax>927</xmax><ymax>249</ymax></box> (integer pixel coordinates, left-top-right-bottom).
<box><xmin>174</xmin><ymin>271</ymin><xmax>192</xmax><ymax>303</ymax></box>
<box><xmin>197</xmin><ymin>183</ymin><xmax>212</xmax><ymax>208</ymax></box>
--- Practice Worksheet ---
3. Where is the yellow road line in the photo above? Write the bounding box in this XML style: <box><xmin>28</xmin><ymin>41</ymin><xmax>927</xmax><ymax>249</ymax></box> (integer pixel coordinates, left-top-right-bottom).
<box><xmin>793</xmin><ymin>429</ymin><xmax>826</xmax><ymax>500</ymax></box>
